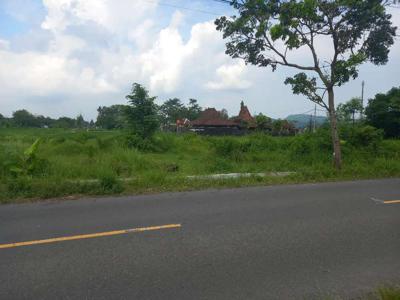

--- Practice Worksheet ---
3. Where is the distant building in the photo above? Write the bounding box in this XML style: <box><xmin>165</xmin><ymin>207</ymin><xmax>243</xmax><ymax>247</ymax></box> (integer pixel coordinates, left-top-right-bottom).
<box><xmin>189</xmin><ymin>102</ymin><xmax>255</xmax><ymax>135</ymax></box>
<box><xmin>232</xmin><ymin>101</ymin><xmax>256</xmax><ymax>129</ymax></box>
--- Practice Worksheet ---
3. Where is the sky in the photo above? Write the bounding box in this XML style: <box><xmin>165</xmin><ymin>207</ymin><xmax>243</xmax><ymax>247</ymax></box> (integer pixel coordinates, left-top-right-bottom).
<box><xmin>0</xmin><ymin>0</ymin><xmax>399</xmax><ymax>121</ymax></box>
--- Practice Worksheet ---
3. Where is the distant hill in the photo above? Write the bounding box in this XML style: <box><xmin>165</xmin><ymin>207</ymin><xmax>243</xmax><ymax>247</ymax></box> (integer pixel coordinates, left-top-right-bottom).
<box><xmin>286</xmin><ymin>114</ymin><xmax>328</xmax><ymax>129</ymax></box>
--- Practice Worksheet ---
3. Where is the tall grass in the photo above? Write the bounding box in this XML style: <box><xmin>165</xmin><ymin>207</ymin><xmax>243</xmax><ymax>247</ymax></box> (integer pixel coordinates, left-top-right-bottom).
<box><xmin>1</xmin><ymin>128</ymin><xmax>399</xmax><ymax>202</ymax></box>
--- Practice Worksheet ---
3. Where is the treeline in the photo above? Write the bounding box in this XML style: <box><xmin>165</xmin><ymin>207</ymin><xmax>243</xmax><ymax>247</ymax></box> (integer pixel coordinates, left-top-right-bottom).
<box><xmin>1</xmin><ymin>85</ymin><xmax>398</xmax><ymax>138</ymax></box>
<box><xmin>336</xmin><ymin>86</ymin><xmax>400</xmax><ymax>138</ymax></box>
<box><xmin>0</xmin><ymin>99</ymin><xmax>201</xmax><ymax>130</ymax></box>
<box><xmin>96</xmin><ymin>98</ymin><xmax>202</xmax><ymax>130</ymax></box>
<box><xmin>0</xmin><ymin>109</ymin><xmax>93</xmax><ymax>129</ymax></box>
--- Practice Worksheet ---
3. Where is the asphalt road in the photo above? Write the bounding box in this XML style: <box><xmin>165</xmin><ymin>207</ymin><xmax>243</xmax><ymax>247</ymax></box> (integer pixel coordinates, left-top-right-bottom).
<box><xmin>1</xmin><ymin>179</ymin><xmax>400</xmax><ymax>299</ymax></box>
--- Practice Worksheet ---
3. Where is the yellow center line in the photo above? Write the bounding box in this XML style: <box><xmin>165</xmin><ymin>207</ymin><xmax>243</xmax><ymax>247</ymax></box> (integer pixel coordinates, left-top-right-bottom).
<box><xmin>384</xmin><ymin>200</ymin><xmax>400</xmax><ymax>204</ymax></box>
<box><xmin>0</xmin><ymin>224</ymin><xmax>181</xmax><ymax>250</ymax></box>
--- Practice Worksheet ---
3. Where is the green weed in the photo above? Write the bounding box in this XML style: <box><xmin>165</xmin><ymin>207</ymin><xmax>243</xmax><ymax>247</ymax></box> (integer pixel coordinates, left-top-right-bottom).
<box><xmin>0</xmin><ymin>128</ymin><xmax>399</xmax><ymax>202</ymax></box>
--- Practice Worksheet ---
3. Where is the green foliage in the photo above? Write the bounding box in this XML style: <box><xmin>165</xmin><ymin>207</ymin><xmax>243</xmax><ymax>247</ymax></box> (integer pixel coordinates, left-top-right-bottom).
<box><xmin>75</xmin><ymin>114</ymin><xmax>87</xmax><ymax>128</ymax></box>
<box><xmin>284</xmin><ymin>73</ymin><xmax>323</xmax><ymax>105</ymax></box>
<box><xmin>376</xmin><ymin>285</ymin><xmax>400</xmax><ymax>300</ymax></box>
<box><xmin>96</xmin><ymin>105</ymin><xmax>128</xmax><ymax>129</ymax></box>
<box><xmin>7</xmin><ymin>138</ymin><xmax>49</xmax><ymax>177</ymax></box>
<box><xmin>6</xmin><ymin>177</ymin><xmax>33</xmax><ymax>195</ymax></box>
<box><xmin>186</xmin><ymin>99</ymin><xmax>202</xmax><ymax>120</ymax></box>
<box><xmin>125</xmin><ymin>83</ymin><xmax>159</xmax><ymax>139</ymax></box>
<box><xmin>211</xmin><ymin>137</ymin><xmax>251</xmax><ymax>162</ymax></box>
<box><xmin>216</xmin><ymin>0</ymin><xmax>396</xmax><ymax>80</ymax></box>
<box><xmin>337</xmin><ymin>97</ymin><xmax>363</xmax><ymax>123</ymax></box>
<box><xmin>12</xmin><ymin>109</ymin><xmax>40</xmax><ymax>127</ymax></box>
<box><xmin>271</xmin><ymin>119</ymin><xmax>296</xmax><ymax>136</ymax></box>
<box><xmin>323</xmin><ymin>284</ymin><xmax>400</xmax><ymax>300</ymax></box>
<box><xmin>9</xmin><ymin>109</ymin><xmax>88</xmax><ymax>129</ymax></box>
<box><xmin>99</xmin><ymin>173</ymin><xmax>124</xmax><ymax>194</ymax></box>
<box><xmin>289</xmin><ymin>130</ymin><xmax>331</xmax><ymax>160</ymax></box>
<box><xmin>158</xmin><ymin>98</ymin><xmax>202</xmax><ymax>125</ymax></box>
<box><xmin>341</xmin><ymin>125</ymin><xmax>384</xmax><ymax>150</ymax></box>
<box><xmin>159</xmin><ymin>98</ymin><xmax>186</xmax><ymax>126</ymax></box>
<box><xmin>1</xmin><ymin>129</ymin><xmax>399</xmax><ymax>202</ymax></box>
<box><xmin>215</xmin><ymin>0</ymin><xmax>397</xmax><ymax>169</ymax></box>
<box><xmin>255</xmin><ymin>113</ymin><xmax>272</xmax><ymax>131</ymax></box>
<box><xmin>365</xmin><ymin>87</ymin><xmax>400</xmax><ymax>138</ymax></box>
<box><xmin>125</xmin><ymin>134</ymin><xmax>156</xmax><ymax>151</ymax></box>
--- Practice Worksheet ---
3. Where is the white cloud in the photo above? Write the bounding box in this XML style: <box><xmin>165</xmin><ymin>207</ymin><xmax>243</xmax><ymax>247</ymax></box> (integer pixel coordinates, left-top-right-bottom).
<box><xmin>0</xmin><ymin>49</ymin><xmax>116</xmax><ymax>96</ymax></box>
<box><xmin>0</xmin><ymin>39</ymin><xmax>10</xmax><ymax>50</ymax></box>
<box><xmin>205</xmin><ymin>60</ymin><xmax>252</xmax><ymax>90</ymax></box>
<box><xmin>41</xmin><ymin>0</ymin><xmax>158</xmax><ymax>33</ymax></box>
<box><xmin>0</xmin><ymin>0</ymin><xmax>399</xmax><ymax>120</ymax></box>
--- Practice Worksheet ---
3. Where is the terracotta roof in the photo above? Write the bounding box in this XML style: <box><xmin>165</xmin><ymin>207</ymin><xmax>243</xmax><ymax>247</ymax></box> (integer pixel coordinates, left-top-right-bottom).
<box><xmin>191</xmin><ymin>108</ymin><xmax>238</xmax><ymax>127</ymax></box>
<box><xmin>237</xmin><ymin>103</ymin><xmax>254</xmax><ymax>122</ymax></box>
<box><xmin>232</xmin><ymin>101</ymin><xmax>256</xmax><ymax>128</ymax></box>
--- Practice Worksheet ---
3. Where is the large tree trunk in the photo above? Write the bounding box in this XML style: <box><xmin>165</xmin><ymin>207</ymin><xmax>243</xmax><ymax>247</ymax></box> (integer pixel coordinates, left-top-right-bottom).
<box><xmin>327</xmin><ymin>88</ymin><xmax>342</xmax><ymax>170</ymax></box>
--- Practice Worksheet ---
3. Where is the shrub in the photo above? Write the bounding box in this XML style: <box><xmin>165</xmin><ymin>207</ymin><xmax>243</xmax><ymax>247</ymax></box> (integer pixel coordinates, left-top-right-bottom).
<box><xmin>125</xmin><ymin>132</ymin><xmax>176</xmax><ymax>153</ymax></box>
<box><xmin>5</xmin><ymin>138</ymin><xmax>49</xmax><ymax>177</ymax></box>
<box><xmin>151</xmin><ymin>133</ymin><xmax>176</xmax><ymax>152</ymax></box>
<box><xmin>99</xmin><ymin>174</ymin><xmax>124</xmax><ymax>194</ymax></box>
<box><xmin>125</xmin><ymin>134</ymin><xmax>157</xmax><ymax>152</ymax></box>
<box><xmin>125</xmin><ymin>83</ymin><xmax>159</xmax><ymax>139</ymax></box>
<box><xmin>247</xmin><ymin>133</ymin><xmax>278</xmax><ymax>151</ymax></box>
<box><xmin>7</xmin><ymin>177</ymin><xmax>33</xmax><ymax>196</ymax></box>
<box><xmin>341</xmin><ymin>125</ymin><xmax>384</xmax><ymax>150</ymax></box>
<box><xmin>211</xmin><ymin>137</ymin><xmax>251</xmax><ymax>161</ymax></box>
<box><xmin>53</xmin><ymin>140</ymin><xmax>86</xmax><ymax>155</ymax></box>
<box><xmin>289</xmin><ymin>134</ymin><xmax>322</xmax><ymax>155</ymax></box>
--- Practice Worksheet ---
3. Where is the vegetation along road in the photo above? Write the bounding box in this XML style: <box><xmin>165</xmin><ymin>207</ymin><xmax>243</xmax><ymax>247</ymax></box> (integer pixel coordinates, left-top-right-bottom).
<box><xmin>1</xmin><ymin>179</ymin><xmax>399</xmax><ymax>299</ymax></box>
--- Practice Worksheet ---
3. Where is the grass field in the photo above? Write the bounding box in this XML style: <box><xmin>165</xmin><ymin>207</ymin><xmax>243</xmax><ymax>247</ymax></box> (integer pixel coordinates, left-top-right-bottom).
<box><xmin>1</xmin><ymin>128</ymin><xmax>400</xmax><ymax>203</ymax></box>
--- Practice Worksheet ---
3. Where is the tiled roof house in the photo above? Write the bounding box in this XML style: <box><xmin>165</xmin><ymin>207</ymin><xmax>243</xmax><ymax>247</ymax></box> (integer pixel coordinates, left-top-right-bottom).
<box><xmin>233</xmin><ymin>101</ymin><xmax>256</xmax><ymax>128</ymax></box>
<box><xmin>191</xmin><ymin>108</ymin><xmax>239</xmax><ymax>127</ymax></box>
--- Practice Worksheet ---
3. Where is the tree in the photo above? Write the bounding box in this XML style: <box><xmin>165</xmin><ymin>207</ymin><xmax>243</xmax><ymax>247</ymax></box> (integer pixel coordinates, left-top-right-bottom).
<box><xmin>0</xmin><ymin>113</ymin><xmax>6</xmax><ymax>128</ymax></box>
<box><xmin>220</xmin><ymin>108</ymin><xmax>229</xmax><ymax>120</ymax></box>
<box><xmin>337</xmin><ymin>97</ymin><xmax>363</xmax><ymax>124</ymax></box>
<box><xmin>159</xmin><ymin>98</ymin><xmax>186</xmax><ymax>126</ymax></box>
<box><xmin>365</xmin><ymin>87</ymin><xmax>400</xmax><ymax>138</ymax></box>
<box><xmin>96</xmin><ymin>105</ymin><xmax>128</xmax><ymax>129</ymax></box>
<box><xmin>272</xmin><ymin>119</ymin><xmax>296</xmax><ymax>136</ymax></box>
<box><xmin>255</xmin><ymin>113</ymin><xmax>272</xmax><ymax>131</ymax></box>
<box><xmin>186</xmin><ymin>99</ymin><xmax>202</xmax><ymax>120</ymax></box>
<box><xmin>36</xmin><ymin>115</ymin><xmax>54</xmax><ymax>128</ymax></box>
<box><xmin>53</xmin><ymin>117</ymin><xmax>76</xmax><ymax>128</ymax></box>
<box><xmin>125</xmin><ymin>83</ymin><xmax>159</xmax><ymax>139</ymax></box>
<box><xmin>76</xmin><ymin>114</ymin><xmax>86</xmax><ymax>128</ymax></box>
<box><xmin>12</xmin><ymin>110</ymin><xmax>39</xmax><ymax>127</ymax></box>
<box><xmin>215</xmin><ymin>0</ymin><xmax>396</xmax><ymax>169</ymax></box>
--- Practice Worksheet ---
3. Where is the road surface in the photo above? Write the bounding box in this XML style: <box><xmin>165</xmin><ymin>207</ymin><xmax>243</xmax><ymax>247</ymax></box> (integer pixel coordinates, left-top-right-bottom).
<box><xmin>1</xmin><ymin>179</ymin><xmax>399</xmax><ymax>299</ymax></box>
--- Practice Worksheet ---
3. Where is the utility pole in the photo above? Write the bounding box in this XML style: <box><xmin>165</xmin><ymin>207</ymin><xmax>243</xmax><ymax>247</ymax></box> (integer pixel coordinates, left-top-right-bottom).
<box><xmin>360</xmin><ymin>80</ymin><xmax>365</xmax><ymax>119</ymax></box>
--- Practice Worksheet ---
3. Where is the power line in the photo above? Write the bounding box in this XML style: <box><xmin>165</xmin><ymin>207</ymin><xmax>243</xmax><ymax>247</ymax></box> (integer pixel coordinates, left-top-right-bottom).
<box><xmin>141</xmin><ymin>0</ymin><xmax>222</xmax><ymax>16</ymax></box>
<box><xmin>211</xmin><ymin>0</ymin><xmax>234</xmax><ymax>4</ymax></box>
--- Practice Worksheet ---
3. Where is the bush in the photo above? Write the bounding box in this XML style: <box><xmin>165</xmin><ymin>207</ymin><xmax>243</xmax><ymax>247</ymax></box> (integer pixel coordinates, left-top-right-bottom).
<box><xmin>247</xmin><ymin>133</ymin><xmax>278</xmax><ymax>151</ymax></box>
<box><xmin>341</xmin><ymin>125</ymin><xmax>384</xmax><ymax>150</ymax></box>
<box><xmin>125</xmin><ymin>132</ymin><xmax>176</xmax><ymax>153</ymax></box>
<box><xmin>7</xmin><ymin>177</ymin><xmax>33</xmax><ymax>196</ymax></box>
<box><xmin>3</xmin><ymin>138</ymin><xmax>50</xmax><ymax>177</ymax></box>
<box><xmin>211</xmin><ymin>137</ymin><xmax>251</xmax><ymax>161</ymax></box>
<box><xmin>289</xmin><ymin>131</ymin><xmax>331</xmax><ymax>156</ymax></box>
<box><xmin>99</xmin><ymin>174</ymin><xmax>124</xmax><ymax>194</ymax></box>
<box><xmin>151</xmin><ymin>133</ymin><xmax>176</xmax><ymax>152</ymax></box>
<box><xmin>125</xmin><ymin>134</ymin><xmax>158</xmax><ymax>152</ymax></box>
